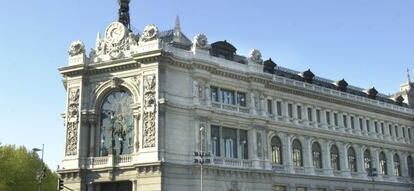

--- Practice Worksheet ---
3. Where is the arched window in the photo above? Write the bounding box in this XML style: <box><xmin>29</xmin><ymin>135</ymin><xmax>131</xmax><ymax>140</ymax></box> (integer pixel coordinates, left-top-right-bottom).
<box><xmin>292</xmin><ymin>139</ymin><xmax>303</xmax><ymax>167</ymax></box>
<box><xmin>271</xmin><ymin>136</ymin><xmax>283</xmax><ymax>165</ymax></box>
<box><xmin>364</xmin><ymin>149</ymin><xmax>372</xmax><ymax>174</ymax></box>
<box><xmin>379</xmin><ymin>152</ymin><xmax>387</xmax><ymax>175</ymax></box>
<box><xmin>408</xmin><ymin>156</ymin><xmax>414</xmax><ymax>178</ymax></box>
<box><xmin>330</xmin><ymin>144</ymin><xmax>340</xmax><ymax>170</ymax></box>
<box><xmin>394</xmin><ymin>154</ymin><xmax>401</xmax><ymax>176</ymax></box>
<box><xmin>348</xmin><ymin>147</ymin><xmax>357</xmax><ymax>172</ymax></box>
<box><xmin>312</xmin><ymin>142</ymin><xmax>322</xmax><ymax>169</ymax></box>
<box><xmin>99</xmin><ymin>90</ymin><xmax>134</xmax><ymax>156</ymax></box>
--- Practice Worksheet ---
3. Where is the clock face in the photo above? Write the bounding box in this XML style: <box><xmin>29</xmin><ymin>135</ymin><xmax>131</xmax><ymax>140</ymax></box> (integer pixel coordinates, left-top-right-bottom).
<box><xmin>106</xmin><ymin>22</ymin><xmax>127</xmax><ymax>43</ymax></box>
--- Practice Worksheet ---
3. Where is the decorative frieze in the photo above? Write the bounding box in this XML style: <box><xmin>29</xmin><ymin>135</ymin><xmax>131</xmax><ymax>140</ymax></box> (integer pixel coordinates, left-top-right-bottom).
<box><xmin>143</xmin><ymin>75</ymin><xmax>157</xmax><ymax>148</ymax></box>
<box><xmin>65</xmin><ymin>88</ymin><xmax>80</xmax><ymax>156</ymax></box>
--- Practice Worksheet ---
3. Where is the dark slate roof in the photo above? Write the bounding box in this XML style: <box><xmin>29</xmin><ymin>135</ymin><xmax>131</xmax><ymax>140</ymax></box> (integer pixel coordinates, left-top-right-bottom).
<box><xmin>159</xmin><ymin>29</ymin><xmax>192</xmax><ymax>49</ymax></box>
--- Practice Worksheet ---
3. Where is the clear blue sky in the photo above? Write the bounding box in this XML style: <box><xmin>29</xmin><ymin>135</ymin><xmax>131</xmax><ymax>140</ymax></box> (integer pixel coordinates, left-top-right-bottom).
<box><xmin>0</xmin><ymin>0</ymin><xmax>413</xmax><ymax>169</ymax></box>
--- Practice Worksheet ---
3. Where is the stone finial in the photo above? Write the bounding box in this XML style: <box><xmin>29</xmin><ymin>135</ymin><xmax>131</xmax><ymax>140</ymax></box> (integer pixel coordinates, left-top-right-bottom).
<box><xmin>140</xmin><ymin>24</ymin><xmax>159</xmax><ymax>42</ymax></box>
<box><xmin>407</xmin><ymin>68</ymin><xmax>411</xmax><ymax>84</ymax></box>
<box><xmin>173</xmin><ymin>15</ymin><xmax>182</xmax><ymax>42</ymax></box>
<box><xmin>249</xmin><ymin>49</ymin><xmax>263</xmax><ymax>64</ymax></box>
<box><xmin>193</xmin><ymin>33</ymin><xmax>209</xmax><ymax>49</ymax></box>
<box><xmin>68</xmin><ymin>40</ymin><xmax>85</xmax><ymax>57</ymax></box>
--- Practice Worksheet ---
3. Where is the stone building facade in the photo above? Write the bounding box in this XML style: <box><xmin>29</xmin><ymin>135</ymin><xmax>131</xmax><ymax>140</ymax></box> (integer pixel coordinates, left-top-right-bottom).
<box><xmin>58</xmin><ymin>3</ymin><xmax>414</xmax><ymax>191</ymax></box>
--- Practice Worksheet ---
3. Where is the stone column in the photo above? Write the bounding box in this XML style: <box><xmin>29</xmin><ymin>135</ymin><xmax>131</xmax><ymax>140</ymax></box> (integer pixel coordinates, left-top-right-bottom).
<box><xmin>361</xmin><ymin>118</ymin><xmax>368</xmax><ymax>136</ymax></box>
<box><xmin>259</xmin><ymin>94</ymin><xmax>266</xmax><ymax>117</ymax></box>
<box><xmin>338</xmin><ymin>112</ymin><xmax>345</xmax><ymax>133</ymax></box>
<box><xmin>400</xmin><ymin>152</ymin><xmax>409</xmax><ymax>178</ymax></box>
<box><xmin>205</xmin><ymin>81</ymin><xmax>211</xmax><ymax>106</ymax></box>
<box><xmin>355</xmin><ymin>145</ymin><xmax>366</xmax><ymax>178</ymax></box>
<box><xmin>303</xmin><ymin>137</ymin><xmax>313</xmax><ymax>174</ymax></box>
<box><xmin>88</xmin><ymin>114</ymin><xmax>98</xmax><ymax>157</ymax></box>
<box><xmin>338</xmin><ymin>142</ymin><xmax>349</xmax><ymax>177</ymax></box>
<box><xmin>284</xmin><ymin>134</ymin><xmax>293</xmax><ymax>173</ymax></box>
<box><xmin>371</xmin><ymin>148</ymin><xmax>379</xmax><ymax>181</ymax></box>
<box><xmin>321</xmin><ymin>109</ymin><xmax>328</xmax><ymax>130</ymax></box>
<box><xmin>292</xmin><ymin>103</ymin><xmax>298</xmax><ymax>125</ymax></box>
<box><xmin>312</xmin><ymin>108</ymin><xmax>318</xmax><ymax>128</ymax></box>
<box><xmin>384</xmin><ymin>122</ymin><xmax>392</xmax><ymax>141</ymax></box>
<box><xmin>321</xmin><ymin>140</ymin><xmax>333</xmax><ymax>176</ymax></box>
<box><xmin>386</xmin><ymin>150</ymin><xmax>395</xmax><ymax>181</ymax></box>
<box><xmin>282</xmin><ymin>101</ymin><xmax>289</xmax><ymax>122</ymax></box>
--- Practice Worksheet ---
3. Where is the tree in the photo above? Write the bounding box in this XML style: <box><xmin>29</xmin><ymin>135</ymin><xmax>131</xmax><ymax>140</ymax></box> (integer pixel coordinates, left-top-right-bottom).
<box><xmin>0</xmin><ymin>144</ymin><xmax>58</xmax><ymax>191</ymax></box>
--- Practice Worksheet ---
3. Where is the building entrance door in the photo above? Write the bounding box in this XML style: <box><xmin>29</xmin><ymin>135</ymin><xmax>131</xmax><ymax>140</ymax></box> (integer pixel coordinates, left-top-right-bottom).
<box><xmin>100</xmin><ymin>181</ymin><xmax>132</xmax><ymax>191</ymax></box>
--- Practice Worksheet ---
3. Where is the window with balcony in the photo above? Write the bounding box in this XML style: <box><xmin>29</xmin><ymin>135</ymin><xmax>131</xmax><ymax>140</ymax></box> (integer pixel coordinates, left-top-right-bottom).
<box><xmin>211</xmin><ymin>125</ymin><xmax>220</xmax><ymax>157</ymax></box>
<box><xmin>222</xmin><ymin>89</ymin><xmax>235</xmax><ymax>105</ymax></box>
<box><xmin>348</xmin><ymin>147</ymin><xmax>357</xmax><ymax>172</ymax></box>
<box><xmin>394</xmin><ymin>154</ymin><xmax>401</xmax><ymax>176</ymax></box>
<box><xmin>379</xmin><ymin>152</ymin><xmax>387</xmax><ymax>175</ymax></box>
<box><xmin>271</xmin><ymin>136</ymin><xmax>283</xmax><ymax>165</ymax></box>
<box><xmin>364</xmin><ymin>149</ymin><xmax>372</xmax><ymax>175</ymax></box>
<box><xmin>99</xmin><ymin>90</ymin><xmax>135</xmax><ymax>157</ymax></box>
<box><xmin>292</xmin><ymin>139</ymin><xmax>303</xmax><ymax>167</ymax></box>
<box><xmin>330</xmin><ymin>145</ymin><xmax>340</xmax><ymax>170</ymax></box>
<box><xmin>408</xmin><ymin>156</ymin><xmax>414</xmax><ymax>178</ymax></box>
<box><xmin>312</xmin><ymin>142</ymin><xmax>322</xmax><ymax>169</ymax></box>
<box><xmin>223</xmin><ymin>127</ymin><xmax>237</xmax><ymax>158</ymax></box>
<box><xmin>237</xmin><ymin>92</ymin><xmax>246</xmax><ymax>107</ymax></box>
<box><xmin>240</xmin><ymin>129</ymin><xmax>248</xmax><ymax>159</ymax></box>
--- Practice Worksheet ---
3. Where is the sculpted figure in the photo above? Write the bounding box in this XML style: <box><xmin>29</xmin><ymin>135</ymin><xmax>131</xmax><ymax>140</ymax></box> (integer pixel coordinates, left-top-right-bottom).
<box><xmin>249</xmin><ymin>49</ymin><xmax>263</xmax><ymax>64</ymax></box>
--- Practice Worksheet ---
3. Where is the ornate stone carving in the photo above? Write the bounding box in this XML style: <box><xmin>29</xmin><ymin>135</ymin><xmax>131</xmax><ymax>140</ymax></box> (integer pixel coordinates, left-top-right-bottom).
<box><xmin>110</xmin><ymin>77</ymin><xmax>123</xmax><ymax>89</ymax></box>
<box><xmin>66</xmin><ymin>88</ymin><xmax>80</xmax><ymax>156</ymax></box>
<box><xmin>90</xmin><ymin>23</ymin><xmax>139</xmax><ymax>62</ymax></box>
<box><xmin>140</xmin><ymin>24</ymin><xmax>159</xmax><ymax>42</ymax></box>
<box><xmin>193</xmin><ymin>33</ymin><xmax>209</xmax><ymax>49</ymax></box>
<box><xmin>68</xmin><ymin>40</ymin><xmax>85</xmax><ymax>56</ymax></box>
<box><xmin>143</xmin><ymin>75</ymin><xmax>157</xmax><ymax>148</ymax></box>
<box><xmin>256</xmin><ymin>132</ymin><xmax>262</xmax><ymax>158</ymax></box>
<box><xmin>249</xmin><ymin>49</ymin><xmax>263</xmax><ymax>64</ymax></box>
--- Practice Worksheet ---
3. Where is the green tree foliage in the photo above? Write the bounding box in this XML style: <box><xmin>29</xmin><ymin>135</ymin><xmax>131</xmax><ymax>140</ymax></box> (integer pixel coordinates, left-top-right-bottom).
<box><xmin>0</xmin><ymin>144</ymin><xmax>58</xmax><ymax>191</ymax></box>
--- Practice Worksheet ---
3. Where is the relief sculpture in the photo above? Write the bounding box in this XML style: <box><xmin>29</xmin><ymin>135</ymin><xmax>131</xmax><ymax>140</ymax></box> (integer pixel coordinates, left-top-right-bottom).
<box><xmin>143</xmin><ymin>75</ymin><xmax>156</xmax><ymax>148</ymax></box>
<box><xmin>65</xmin><ymin>88</ymin><xmax>80</xmax><ymax>156</ymax></box>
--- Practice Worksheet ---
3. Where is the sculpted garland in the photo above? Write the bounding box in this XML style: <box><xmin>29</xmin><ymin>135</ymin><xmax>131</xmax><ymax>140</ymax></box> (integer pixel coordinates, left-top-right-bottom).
<box><xmin>143</xmin><ymin>75</ymin><xmax>157</xmax><ymax>148</ymax></box>
<box><xmin>66</xmin><ymin>88</ymin><xmax>80</xmax><ymax>156</ymax></box>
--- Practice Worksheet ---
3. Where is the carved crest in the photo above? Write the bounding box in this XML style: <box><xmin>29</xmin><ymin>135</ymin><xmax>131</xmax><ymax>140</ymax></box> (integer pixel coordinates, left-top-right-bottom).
<box><xmin>68</xmin><ymin>41</ymin><xmax>85</xmax><ymax>56</ymax></box>
<box><xmin>193</xmin><ymin>33</ymin><xmax>209</xmax><ymax>49</ymax></box>
<box><xmin>141</xmin><ymin>24</ymin><xmax>159</xmax><ymax>42</ymax></box>
<box><xmin>249</xmin><ymin>49</ymin><xmax>263</xmax><ymax>64</ymax></box>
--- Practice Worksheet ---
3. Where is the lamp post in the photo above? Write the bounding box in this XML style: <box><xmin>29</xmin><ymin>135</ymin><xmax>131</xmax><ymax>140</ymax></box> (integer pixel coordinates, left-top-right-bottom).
<box><xmin>370</xmin><ymin>167</ymin><xmax>377</xmax><ymax>191</ymax></box>
<box><xmin>193</xmin><ymin>126</ymin><xmax>211</xmax><ymax>191</ymax></box>
<box><xmin>33</xmin><ymin>144</ymin><xmax>44</xmax><ymax>191</ymax></box>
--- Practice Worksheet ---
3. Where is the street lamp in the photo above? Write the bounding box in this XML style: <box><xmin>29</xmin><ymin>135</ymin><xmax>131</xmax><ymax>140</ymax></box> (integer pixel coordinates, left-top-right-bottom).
<box><xmin>369</xmin><ymin>167</ymin><xmax>378</xmax><ymax>191</ymax></box>
<box><xmin>193</xmin><ymin>126</ymin><xmax>211</xmax><ymax>191</ymax></box>
<box><xmin>33</xmin><ymin>144</ymin><xmax>44</xmax><ymax>191</ymax></box>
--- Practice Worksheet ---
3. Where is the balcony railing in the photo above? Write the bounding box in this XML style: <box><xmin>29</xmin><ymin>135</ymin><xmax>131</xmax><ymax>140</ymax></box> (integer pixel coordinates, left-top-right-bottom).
<box><xmin>212</xmin><ymin>157</ymin><xmax>252</xmax><ymax>168</ymax></box>
<box><xmin>211</xmin><ymin>102</ymin><xmax>249</xmax><ymax>114</ymax></box>
<box><xmin>86</xmin><ymin>154</ymin><xmax>134</xmax><ymax>168</ymax></box>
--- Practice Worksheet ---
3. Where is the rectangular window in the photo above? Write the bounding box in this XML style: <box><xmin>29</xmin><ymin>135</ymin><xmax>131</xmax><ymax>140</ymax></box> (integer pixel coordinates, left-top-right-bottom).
<box><xmin>334</xmin><ymin>113</ymin><xmax>338</xmax><ymax>126</ymax></box>
<box><xmin>374</xmin><ymin>121</ymin><xmax>378</xmax><ymax>133</ymax></box>
<box><xmin>308</xmin><ymin>108</ymin><xmax>313</xmax><ymax>121</ymax></box>
<box><xmin>403</xmin><ymin>127</ymin><xmax>406</xmax><ymax>138</ymax></box>
<box><xmin>211</xmin><ymin>125</ymin><xmax>220</xmax><ymax>157</ymax></box>
<box><xmin>288</xmin><ymin>103</ymin><xmax>293</xmax><ymax>118</ymax></box>
<box><xmin>267</xmin><ymin>99</ymin><xmax>273</xmax><ymax>114</ymax></box>
<box><xmin>326</xmin><ymin>111</ymin><xmax>331</xmax><ymax>125</ymax></box>
<box><xmin>395</xmin><ymin>126</ymin><xmax>399</xmax><ymax>137</ymax></box>
<box><xmin>366</xmin><ymin>120</ymin><xmax>370</xmax><ymax>132</ymax></box>
<box><xmin>381</xmin><ymin>123</ymin><xmax>385</xmax><ymax>135</ymax></box>
<box><xmin>276</xmin><ymin>101</ymin><xmax>282</xmax><ymax>116</ymax></box>
<box><xmin>359</xmin><ymin>118</ymin><xmax>363</xmax><ymax>131</ymax></box>
<box><xmin>351</xmin><ymin>116</ymin><xmax>355</xmax><ymax>129</ymax></box>
<box><xmin>409</xmin><ymin>128</ymin><xmax>412</xmax><ymax>139</ymax></box>
<box><xmin>274</xmin><ymin>185</ymin><xmax>287</xmax><ymax>191</ymax></box>
<box><xmin>389</xmin><ymin>124</ymin><xmax>393</xmax><ymax>136</ymax></box>
<box><xmin>296</xmin><ymin>187</ymin><xmax>307</xmax><ymax>191</ymax></box>
<box><xmin>237</xmin><ymin>92</ymin><xmax>246</xmax><ymax>107</ymax></box>
<box><xmin>240</xmin><ymin>129</ymin><xmax>248</xmax><ymax>159</ymax></box>
<box><xmin>343</xmin><ymin>115</ymin><xmax>347</xmax><ymax>128</ymax></box>
<box><xmin>297</xmin><ymin>105</ymin><xmax>302</xmax><ymax>120</ymax></box>
<box><xmin>316</xmin><ymin>109</ymin><xmax>321</xmax><ymax>123</ymax></box>
<box><xmin>221</xmin><ymin>89</ymin><xmax>235</xmax><ymax>105</ymax></box>
<box><xmin>222</xmin><ymin>127</ymin><xmax>237</xmax><ymax>158</ymax></box>
<box><xmin>211</xmin><ymin>86</ymin><xmax>219</xmax><ymax>102</ymax></box>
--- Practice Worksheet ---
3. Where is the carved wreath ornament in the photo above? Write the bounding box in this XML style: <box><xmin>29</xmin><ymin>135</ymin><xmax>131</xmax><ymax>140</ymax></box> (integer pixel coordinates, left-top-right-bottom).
<box><xmin>68</xmin><ymin>40</ymin><xmax>85</xmax><ymax>56</ymax></box>
<box><xmin>141</xmin><ymin>24</ymin><xmax>159</xmax><ymax>42</ymax></box>
<box><xmin>193</xmin><ymin>33</ymin><xmax>209</xmax><ymax>49</ymax></box>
